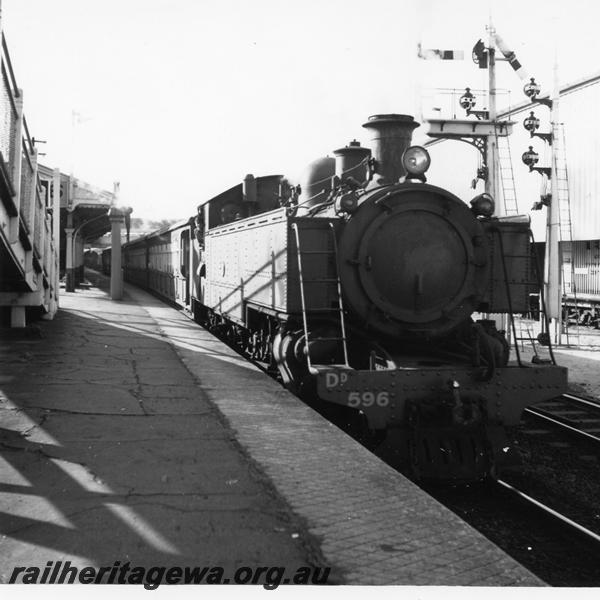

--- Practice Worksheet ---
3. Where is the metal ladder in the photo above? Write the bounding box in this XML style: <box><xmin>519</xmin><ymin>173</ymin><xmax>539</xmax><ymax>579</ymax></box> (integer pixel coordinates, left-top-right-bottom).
<box><xmin>555</xmin><ymin>123</ymin><xmax>574</xmax><ymax>244</ymax></box>
<box><xmin>495</xmin><ymin>125</ymin><xmax>519</xmax><ymax>216</ymax></box>
<box><xmin>554</xmin><ymin>122</ymin><xmax>579</xmax><ymax>346</ymax></box>
<box><xmin>291</xmin><ymin>222</ymin><xmax>349</xmax><ymax>374</ymax></box>
<box><xmin>511</xmin><ymin>231</ymin><xmax>558</xmax><ymax>364</ymax></box>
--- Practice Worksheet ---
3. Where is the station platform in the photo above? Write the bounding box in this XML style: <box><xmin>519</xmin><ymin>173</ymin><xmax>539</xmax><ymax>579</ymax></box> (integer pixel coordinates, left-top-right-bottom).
<box><xmin>0</xmin><ymin>277</ymin><xmax>546</xmax><ymax>586</ymax></box>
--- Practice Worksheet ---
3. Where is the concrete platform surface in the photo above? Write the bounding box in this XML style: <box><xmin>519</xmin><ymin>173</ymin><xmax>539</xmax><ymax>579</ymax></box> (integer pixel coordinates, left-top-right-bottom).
<box><xmin>0</xmin><ymin>280</ymin><xmax>544</xmax><ymax>586</ymax></box>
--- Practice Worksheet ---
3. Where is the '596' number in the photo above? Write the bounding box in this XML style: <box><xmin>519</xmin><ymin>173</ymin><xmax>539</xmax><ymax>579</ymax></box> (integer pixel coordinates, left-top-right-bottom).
<box><xmin>347</xmin><ymin>391</ymin><xmax>389</xmax><ymax>408</ymax></box>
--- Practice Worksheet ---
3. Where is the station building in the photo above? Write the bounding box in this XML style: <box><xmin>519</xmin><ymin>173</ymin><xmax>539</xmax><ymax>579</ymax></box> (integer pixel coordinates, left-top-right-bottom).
<box><xmin>0</xmin><ymin>24</ymin><xmax>116</xmax><ymax>327</ymax></box>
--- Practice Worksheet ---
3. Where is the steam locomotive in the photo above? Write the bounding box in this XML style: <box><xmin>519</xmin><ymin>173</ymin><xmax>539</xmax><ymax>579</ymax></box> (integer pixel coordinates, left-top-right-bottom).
<box><xmin>117</xmin><ymin>113</ymin><xmax>568</xmax><ymax>481</ymax></box>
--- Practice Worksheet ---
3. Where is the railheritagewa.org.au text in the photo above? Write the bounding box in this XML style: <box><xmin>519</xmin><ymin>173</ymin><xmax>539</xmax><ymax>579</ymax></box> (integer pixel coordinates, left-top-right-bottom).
<box><xmin>9</xmin><ymin>561</ymin><xmax>331</xmax><ymax>589</ymax></box>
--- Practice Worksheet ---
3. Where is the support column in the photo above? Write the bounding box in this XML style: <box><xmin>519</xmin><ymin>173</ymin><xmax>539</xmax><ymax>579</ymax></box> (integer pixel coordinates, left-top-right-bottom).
<box><xmin>50</xmin><ymin>168</ymin><xmax>61</xmax><ymax>312</ymax></box>
<box><xmin>545</xmin><ymin>59</ymin><xmax>562</xmax><ymax>345</ymax></box>
<box><xmin>109</xmin><ymin>208</ymin><xmax>125</xmax><ymax>300</ymax></box>
<box><xmin>65</xmin><ymin>221</ymin><xmax>75</xmax><ymax>292</ymax></box>
<box><xmin>8</xmin><ymin>90</ymin><xmax>24</xmax><ymax>244</ymax></box>
<box><xmin>486</xmin><ymin>23</ymin><xmax>500</xmax><ymax>217</ymax></box>
<box><xmin>484</xmin><ymin>21</ymin><xmax>508</xmax><ymax>337</ymax></box>
<box><xmin>74</xmin><ymin>233</ymin><xmax>84</xmax><ymax>286</ymax></box>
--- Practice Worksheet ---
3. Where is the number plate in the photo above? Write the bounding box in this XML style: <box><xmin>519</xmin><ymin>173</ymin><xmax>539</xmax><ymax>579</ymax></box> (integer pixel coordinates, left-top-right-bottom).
<box><xmin>347</xmin><ymin>391</ymin><xmax>390</xmax><ymax>408</ymax></box>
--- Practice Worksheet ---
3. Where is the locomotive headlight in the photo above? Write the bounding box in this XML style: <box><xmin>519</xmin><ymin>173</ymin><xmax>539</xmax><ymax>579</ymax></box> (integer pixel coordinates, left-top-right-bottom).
<box><xmin>401</xmin><ymin>146</ymin><xmax>431</xmax><ymax>179</ymax></box>
<box><xmin>470</xmin><ymin>193</ymin><xmax>495</xmax><ymax>217</ymax></box>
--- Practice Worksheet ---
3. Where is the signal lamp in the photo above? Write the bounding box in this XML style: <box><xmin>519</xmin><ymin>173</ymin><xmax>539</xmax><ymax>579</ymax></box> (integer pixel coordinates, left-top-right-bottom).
<box><xmin>523</xmin><ymin>111</ymin><xmax>540</xmax><ymax>133</ymax></box>
<box><xmin>459</xmin><ymin>87</ymin><xmax>476</xmax><ymax>110</ymax></box>
<box><xmin>523</xmin><ymin>77</ymin><xmax>542</xmax><ymax>99</ymax></box>
<box><xmin>401</xmin><ymin>146</ymin><xmax>431</xmax><ymax>179</ymax></box>
<box><xmin>521</xmin><ymin>146</ymin><xmax>539</xmax><ymax>167</ymax></box>
<box><xmin>472</xmin><ymin>40</ymin><xmax>488</xmax><ymax>69</ymax></box>
<box><xmin>470</xmin><ymin>193</ymin><xmax>495</xmax><ymax>217</ymax></box>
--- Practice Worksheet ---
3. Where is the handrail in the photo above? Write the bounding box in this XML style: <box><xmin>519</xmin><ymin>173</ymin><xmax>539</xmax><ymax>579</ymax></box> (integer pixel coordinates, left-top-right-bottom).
<box><xmin>1</xmin><ymin>33</ymin><xmax>20</xmax><ymax>98</ymax></box>
<box><xmin>21</xmin><ymin>137</ymin><xmax>34</xmax><ymax>171</ymax></box>
<box><xmin>1</xmin><ymin>62</ymin><xmax>18</xmax><ymax>118</ymax></box>
<box><xmin>23</xmin><ymin>115</ymin><xmax>35</xmax><ymax>154</ymax></box>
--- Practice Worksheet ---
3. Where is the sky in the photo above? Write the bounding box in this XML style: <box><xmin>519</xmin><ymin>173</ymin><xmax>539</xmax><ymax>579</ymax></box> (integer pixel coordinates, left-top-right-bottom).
<box><xmin>2</xmin><ymin>0</ymin><xmax>600</xmax><ymax>221</ymax></box>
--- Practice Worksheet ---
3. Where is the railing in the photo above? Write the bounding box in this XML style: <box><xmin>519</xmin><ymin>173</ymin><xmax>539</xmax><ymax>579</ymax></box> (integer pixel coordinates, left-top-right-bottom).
<box><xmin>44</xmin><ymin>218</ymin><xmax>51</xmax><ymax>275</ymax></box>
<box><xmin>33</xmin><ymin>183</ymin><xmax>44</xmax><ymax>260</ymax></box>
<box><xmin>1</xmin><ymin>26</ymin><xmax>60</xmax><ymax>319</ymax></box>
<box><xmin>1</xmin><ymin>34</ymin><xmax>19</xmax><ymax>180</ymax></box>
<box><xmin>20</xmin><ymin>136</ymin><xmax>34</xmax><ymax>233</ymax></box>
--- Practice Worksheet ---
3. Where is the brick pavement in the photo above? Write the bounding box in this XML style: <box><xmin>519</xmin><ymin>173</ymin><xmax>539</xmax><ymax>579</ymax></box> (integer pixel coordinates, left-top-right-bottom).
<box><xmin>0</xmin><ymin>286</ymin><xmax>324</xmax><ymax>585</ymax></box>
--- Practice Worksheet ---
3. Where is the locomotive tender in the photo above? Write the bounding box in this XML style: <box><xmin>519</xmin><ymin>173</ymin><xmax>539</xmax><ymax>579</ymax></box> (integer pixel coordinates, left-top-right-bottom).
<box><xmin>120</xmin><ymin>114</ymin><xmax>567</xmax><ymax>481</ymax></box>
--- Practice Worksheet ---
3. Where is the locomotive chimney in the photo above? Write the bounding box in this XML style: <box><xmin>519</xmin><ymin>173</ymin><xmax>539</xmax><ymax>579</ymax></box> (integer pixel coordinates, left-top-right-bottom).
<box><xmin>362</xmin><ymin>114</ymin><xmax>419</xmax><ymax>186</ymax></box>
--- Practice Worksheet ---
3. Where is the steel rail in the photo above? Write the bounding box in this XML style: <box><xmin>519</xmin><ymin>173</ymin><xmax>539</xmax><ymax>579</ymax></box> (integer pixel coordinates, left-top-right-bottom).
<box><xmin>524</xmin><ymin>392</ymin><xmax>600</xmax><ymax>444</ymax></box>
<box><xmin>562</xmin><ymin>392</ymin><xmax>600</xmax><ymax>410</ymax></box>
<box><xmin>524</xmin><ymin>406</ymin><xmax>600</xmax><ymax>445</ymax></box>
<box><xmin>495</xmin><ymin>478</ymin><xmax>600</xmax><ymax>545</ymax></box>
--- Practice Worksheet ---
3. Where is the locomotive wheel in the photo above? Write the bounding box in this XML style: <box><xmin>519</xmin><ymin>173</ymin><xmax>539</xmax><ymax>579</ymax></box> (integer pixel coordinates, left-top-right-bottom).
<box><xmin>272</xmin><ymin>329</ymin><xmax>307</xmax><ymax>394</ymax></box>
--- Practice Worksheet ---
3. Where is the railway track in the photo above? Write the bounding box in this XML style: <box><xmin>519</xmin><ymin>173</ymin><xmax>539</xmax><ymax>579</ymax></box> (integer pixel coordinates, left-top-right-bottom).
<box><xmin>524</xmin><ymin>392</ymin><xmax>600</xmax><ymax>444</ymax></box>
<box><xmin>501</xmin><ymin>391</ymin><xmax>600</xmax><ymax>539</ymax></box>
<box><xmin>495</xmin><ymin>478</ymin><xmax>600</xmax><ymax>544</ymax></box>
<box><xmin>421</xmin><ymin>475</ymin><xmax>600</xmax><ymax>585</ymax></box>
<box><xmin>412</xmin><ymin>392</ymin><xmax>600</xmax><ymax>584</ymax></box>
